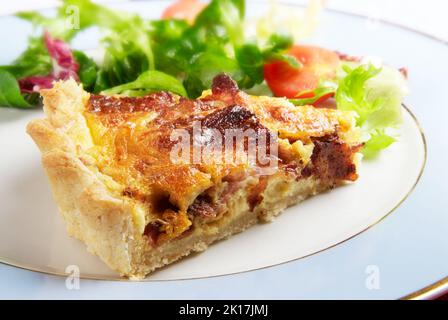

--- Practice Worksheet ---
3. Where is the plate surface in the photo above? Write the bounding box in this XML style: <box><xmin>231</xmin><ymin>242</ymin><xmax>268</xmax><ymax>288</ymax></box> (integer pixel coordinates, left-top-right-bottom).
<box><xmin>0</xmin><ymin>1</ymin><xmax>447</xmax><ymax>299</ymax></box>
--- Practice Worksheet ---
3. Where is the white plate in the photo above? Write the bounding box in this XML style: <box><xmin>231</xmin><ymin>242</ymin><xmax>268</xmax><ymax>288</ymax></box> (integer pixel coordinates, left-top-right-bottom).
<box><xmin>0</xmin><ymin>1</ymin><xmax>446</xmax><ymax>299</ymax></box>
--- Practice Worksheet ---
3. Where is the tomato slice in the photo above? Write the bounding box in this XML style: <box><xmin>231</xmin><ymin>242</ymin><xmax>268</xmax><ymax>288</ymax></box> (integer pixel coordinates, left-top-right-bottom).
<box><xmin>162</xmin><ymin>0</ymin><xmax>206</xmax><ymax>23</ymax></box>
<box><xmin>264</xmin><ymin>45</ymin><xmax>340</xmax><ymax>99</ymax></box>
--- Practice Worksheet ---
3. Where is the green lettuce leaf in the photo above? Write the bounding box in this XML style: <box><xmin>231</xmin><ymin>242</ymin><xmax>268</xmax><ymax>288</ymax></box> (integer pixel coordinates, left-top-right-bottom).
<box><xmin>17</xmin><ymin>0</ymin><xmax>129</xmax><ymax>40</ymax></box>
<box><xmin>289</xmin><ymin>85</ymin><xmax>336</xmax><ymax>106</ymax></box>
<box><xmin>94</xmin><ymin>17</ymin><xmax>154</xmax><ymax>92</ymax></box>
<box><xmin>0</xmin><ymin>36</ymin><xmax>52</xmax><ymax>79</ymax></box>
<box><xmin>235</xmin><ymin>32</ymin><xmax>297</xmax><ymax>91</ymax></box>
<box><xmin>73</xmin><ymin>50</ymin><xmax>98</xmax><ymax>91</ymax></box>
<box><xmin>361</xmin><ymin>129</ymin><xmax>397</xmax><ymax>159</ymax></box>
<box><xmin>0</xmin><ymin>70</ymin><xmax>32</xmax><ymax>108</ymax></box>
<box><xmin>102</xmin><ymin>70</ymin><xmax>187</xmax><ymax>97</ymax></box>
<box><xmin>192</xmin><ymin>0</ymin><xmax>245</xmax><ymax>46</ymax></box>
<box><xmin>336</xmin><ymin>63</ymin><xmax>407</xmax><ymax>158</ymax></box>
<box><xmin>184</xmin><ymin>51</ymin><xmax>245</xmax><ymax>97</ymax></box>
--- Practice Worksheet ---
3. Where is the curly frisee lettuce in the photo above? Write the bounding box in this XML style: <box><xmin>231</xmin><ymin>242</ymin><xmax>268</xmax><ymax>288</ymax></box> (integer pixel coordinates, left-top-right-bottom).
<box><xmin>336</xmin><ymin>63</ymin><xmax>408</xmax><ymax>158</ymax></box>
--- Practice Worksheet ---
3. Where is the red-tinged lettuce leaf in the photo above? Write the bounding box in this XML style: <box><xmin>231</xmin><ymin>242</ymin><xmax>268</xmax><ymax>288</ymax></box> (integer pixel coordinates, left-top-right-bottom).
<box><xmin>18</xmin><ymin>76</ymin><xmax>54</xmax><ymax>94</ymax></box>
<box><xmin>18</xmin><ymin>31</ymin><xmax>79</xmax><ymax>93</ymax></box>
<box><xmin>43</xmin><ymin>31</ymin><xmax>79</xmax><ymax>81</ymax></box>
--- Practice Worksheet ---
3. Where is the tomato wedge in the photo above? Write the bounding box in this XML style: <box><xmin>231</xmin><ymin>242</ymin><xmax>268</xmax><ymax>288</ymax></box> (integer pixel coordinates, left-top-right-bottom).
<box><xmin>162</xmin><ymin>0</ymin><xmax>206</xmax><ymax>23</ymax></box>
<box><xmin>264</xmin><ymin>45</ymin><xmax>340</xmax><ymax>99</ymax></box>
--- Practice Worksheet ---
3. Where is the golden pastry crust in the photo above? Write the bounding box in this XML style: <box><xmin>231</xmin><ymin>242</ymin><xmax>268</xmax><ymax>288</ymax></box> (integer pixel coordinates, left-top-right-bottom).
<box><xmin>27</xmin><ymin>81</ymin><xmax>143</xmax><ymax>276</ymax></box>
<box><xmin>27</xmin><ymin>76</ymin><xmax>362</xmax><ymax>278</ymax></box>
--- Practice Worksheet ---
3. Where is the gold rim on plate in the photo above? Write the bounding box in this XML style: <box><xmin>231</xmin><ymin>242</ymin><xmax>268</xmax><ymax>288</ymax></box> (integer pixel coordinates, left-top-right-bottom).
<box><xmin>402</xmin><ymin>277</ymin><xmax>448</xmax><ymax>300</ymax></box>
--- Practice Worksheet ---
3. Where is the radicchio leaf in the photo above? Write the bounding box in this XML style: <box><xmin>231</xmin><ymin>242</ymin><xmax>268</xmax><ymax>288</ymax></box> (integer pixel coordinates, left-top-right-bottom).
<box><xmin>18</xmin><ymin>31</ymin><xmax>79</xmax><ymax>93</ymax></box>
<box><xmin>43</xmin><ymin>31</ymin><xmax>79</xmax><ymax>80</ymax></box>
<box><xmin>18</xmin><ymin>76</ymin><xmax>54</xmax><ymax>93</ymax></box>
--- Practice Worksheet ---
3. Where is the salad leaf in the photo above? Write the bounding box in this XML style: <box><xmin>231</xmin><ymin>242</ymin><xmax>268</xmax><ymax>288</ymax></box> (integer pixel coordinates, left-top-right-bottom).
<box><xmin>263</xmin><ymin>52</ymin><xmax>301</xmax><ymax>69</ymax></box>
<box><xmin>0</xmin><ymin>37</ymin><xmax>52</xmax><ymax>79</ymax></box>
<box><xmin>362</xmin><ymin>129</ymin><xmax>396</xmax><ymax>159</ymax></box>
<box><xmin>148</xmin><ymin>0</ymin><xmax>250</xmax><ymax>97</ymax></box>
<box><xmin>60</xmin><ymin>0</ymin><xmax>129</xmax><ymax>31</ymax></box>
<box><xmin>150</xmin><ymin>0</ymin><xmax>245</xmax><ymax>72</ymax></box>
<box><xmin>336</xmin><ymin>64</ymin><xmax>382</xmax><ymax>123</ymax></box>
<box><xmin>149</xmin><ymin>20</ymin><xmax>191</xmax><ymax>78</ymax></box>
<box><xmin>150</xmin><ymin>19</ymin><xmax>189</xmax><ymax>43</ymax></box>
<box><xmin>362</xmin><ymin>65</ymin><xmax>406</xmax><ymax>130</ymax></box>
<box><xmin>262</xmin><ymin>33</ymin><xmax>300</xmax><ymax>69</ymax></box>
<box><xmin>94</xmin><ymin>17</ymin><xmax>154</xmax><ymax>92</ymax></box>
<box><xmin>235</xmin><ymin>44</ymin><xmax>265</xmax><ymax>86</ymax></box>
<box><xmin>336</xmin><ymin>63</ymin><xmax>407</xmax><ymax>158</ymax></box>
<box><xmin>255</xmin><ymin>0</ymin><xmax>325</xmax><ymax>43</ymax></box>
<box><xmin>184</xmin><ymin>51</ymin><xmax>245</xmax><ymax>97</ymax></box>
<box><xmin>235</xmin><ymin>33</ymin><xmax>298</xmax><ymax>90</ymax></box>
<box><xmin>264</xmin><ymin>33</ymin><xmax>294</xmax><ymax>52</ymax></box>
<box><xmin>102</xmin><ymin>70</ymin><xmax>187</xmax><ymax>97</ymax></box>
<box><xmin>290</xmin><ymin>86</ymin><xmax>336</xmax><ymax>106</ymax></box>
<box><xmin>73</xmin><ymin>50</ymin><xmax>98</xmax><ymax>91</ymax></box>
<box><xmin>43</xmin><ymin>31</ymin><xmax>79</xmax><ymax>81</ymax></box>
<box><xmin>16</xmin><ymin>32</ymin><xmax>79</xmax><ymax>94</ymax></box>
<box><xmin>0</xmin><ymin>70</ymin><xmax>32</xmax><ymax>108</ymax></box>
<box><xmin>17</xmin><ymin>0</ymin><xmax>129</xmax><ymax>40</ymax></box>
<box><xmin>192</xmin><ymin>0</ymin><xmax>245</xmax><ymax>46</ymax></box>
<box><xmin>16</xmin><ymin>11</ymin><xmax>73</xmax><ymax>40</ymax></box>
<box><xmin>18</xmin><ymin>76</ymin><xmax>54</xmax><ymax>94</ymax></box>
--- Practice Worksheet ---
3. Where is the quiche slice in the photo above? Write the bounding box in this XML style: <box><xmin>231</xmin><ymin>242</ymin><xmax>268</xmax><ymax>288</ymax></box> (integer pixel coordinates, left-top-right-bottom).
<box><xmin>27</xmin><ymin>74</ymin><xmax>362</xmax><ymax>279</ymax></box>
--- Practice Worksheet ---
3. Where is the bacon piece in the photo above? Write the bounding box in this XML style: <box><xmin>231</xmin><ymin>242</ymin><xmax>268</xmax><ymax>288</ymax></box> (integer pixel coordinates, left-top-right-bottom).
<box><xmin>211</xmin><ymin>73</ymin><xmax>239</xmax><ymax>95</ymax></box>
<box><xmin>143</xmin><ymin>223</ymin><xmax>161</xmax><ymax>246</ymax></box>
<box><xmin>202</xmin><ymin>105</ymin><xmax>263</xmax><ymax>132</ymax></box>
<box><xmin>188</xmin><ymin>196</ymin><xmax>216</xmax><ymax>219</ymax></box>
<box><xmin>247</xmin><ymin>177</ymin><xmax>268</xmax><ymax>211</ymax></box>
<box><xmin>210</xmin><ymin>73</ymin><xmax>240</xmax><ymax>104</ymax></box>
<box><xmin>188</xmin><ymin>178</ymin><xmax>243</xmax><ymax>220</ymax></box>
<box><xmin>303</xmin><ymin>135</ymin><xmax>361</xmax><ymax>182</ymax></box>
